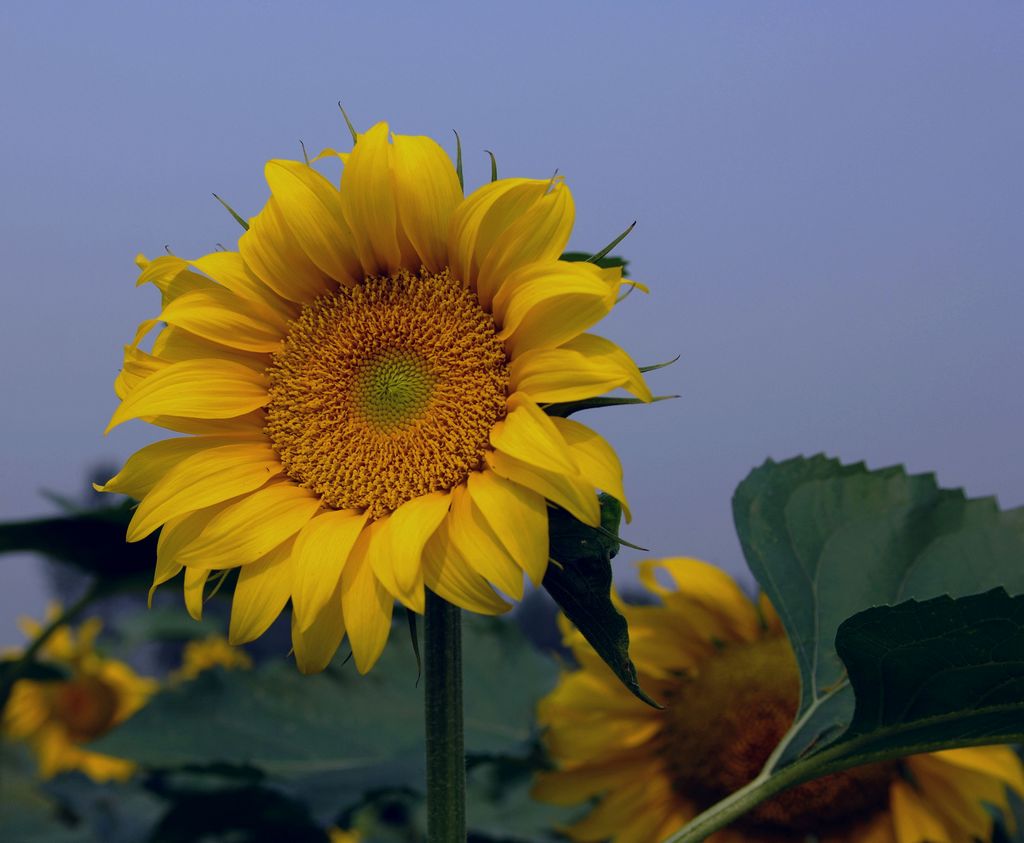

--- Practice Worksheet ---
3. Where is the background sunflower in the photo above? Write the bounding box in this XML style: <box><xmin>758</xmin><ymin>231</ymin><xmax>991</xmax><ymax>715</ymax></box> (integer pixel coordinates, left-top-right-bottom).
<box><xmin>534</xmin><ymin>558</ymin><xmax>1024</xmax><ymax>843</ymax></box>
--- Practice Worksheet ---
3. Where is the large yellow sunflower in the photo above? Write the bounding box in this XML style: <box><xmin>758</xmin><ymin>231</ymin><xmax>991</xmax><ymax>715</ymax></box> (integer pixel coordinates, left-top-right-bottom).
<box><xmin>3</xmin><ymin>609</ymin><xmax>157</xmax><ymax>781</ymax></box>
<box><xmin>534</xmin><ymin>558</ymin><xmax>1024</xmax><ymax>843</ymax></box>
<box><xmin>100</xmin><ymin>120</ymin><xmax>650</xmax><ymax>674</ymax></box>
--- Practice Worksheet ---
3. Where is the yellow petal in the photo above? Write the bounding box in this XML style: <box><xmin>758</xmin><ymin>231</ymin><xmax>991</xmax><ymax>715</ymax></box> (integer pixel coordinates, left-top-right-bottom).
<box><xmin>291</xmin><ymin>583</ymin><xmax>346</xmax><ymax>674</ymax></box>
<box><xmin>448</xmin><ymin>180</ymin><xmax>540</xmax><ymax>293</ymax></box>
<box><xmin>96</xmin><ymin>435</ymin><xmax>254</xmax><ymax>499</ymax></box>
<box><xmin>495</xmin><ymin>261</ymin><xmax>619</xmax><ymax>356</ymax></box>
<box><xmin>190</xmin><ymin>251</ymin><xmax>297</xmax><ymax>319</ymax></box>
<box><xmin>931</xmin><ymin>746</ymin><xmax>1024</xmax><ymax>794</ymax></box>
<box><xmin>467</xmin><ymin>470</ymin><xmax>549</xmax><ymax>586</ymax></box>
<box><xmin>229</xmin><ymin>539</ymin><xmax>294</xmax><ymax>644</ymax></box>
<box><xmin>106</xmin><ymin>359</ymin><xmax>268</xmax><ymax>433</ymax></box>
<box><xmin>137</xmin><ymin>256</ymin><xmax>216</xmax><ymax>305</ymax></box>
<box><xmin>422</xmin><ymin>520</ymin><xmax>511</xmax><ymax>615</ymax></box>
<box><xmin>126</xmin><ymin>443</ymin><xmax>283</xmax><ymax>541</ymax></box>
<box><xmin>550</xmin><ymin>417</ymin><xmax>631</xmax><ymax>522</ymax></box>
<box><xmin>559</xmin><ymin>334</ymin><xmax>653</xmax><ymax>402</ymax></box>
<box><xmin>637</xmin><ymin>558</ymin><xmax>762</xmax><ymax>644</ymax></box>
<box><xmin>485</xmin><ymin>450</ymin><xmax>600</xmax><ymax>527</ymax></box>
<box><xmin>339</xmin><ymin>122</ymin><xmax>402</xmax><ymax>275</ymax></box>
<box><xmin>151</xmin><ymin>326</ymin><xmax>269</xmax><ymax>370</ymax></box>
<box><xmin>291</xmin><ymin>509</ymin><xmax>369</xmax><ymax>632</ymax></box>
<box><xmin>448</xmin><ymin>178</ymin><xmax>574</xmax><ymax>309</ymax></box>
<box><xmin>115</xmin><ymin>345</ymin><xmax>166</xmax><ymax>400</ymax></box>
<box><xmin>489</xmin><ymin>392</ymin><xmax>578</xmax><ymax>476</ymax></box>
<box><xmin>155</xmin><ymin>287</ymin><xmax>285</xmax><ymax>353</ymax></box>
<box><xmin>147</xmin><ymin>410</ymin><xmax>267</xmax><ymax>436</ymax></box>
<box><xmin>391</xmin><ymin>132</ymin><xmax>462</xmax><ymax>273</ymax></box>
<box><xmin>890</xmin><ymin>780</ymin><xmax>954</xmax><ymax>843</ymax></box>
<box><xmin>477</xmin><ymin>177</ymin><xmax>573</xmax><ymax>307</ymax></box>
<box><xmin>340</xmin><ymin>522</ymin><xmax>394</xmax><ymax>674</ymax></box>
<box><xmin>369</xmin><ymin>491</ymin><xmax>451</xmax><ymax>612</ymax></box>
<box><xmin>176</xmin><ymin>483</ymin><xmax>320</xmax><ymax>570</ymax></box>
<box><xmin>509</xmin><ymin>347</ymin><xmax>630</xmax><ymax>404</ymax></box>
<box><xmin>263</xmin><ymin>160</ymin><xmax>361</xmax><ymax>286</ymax></box>
<box><xmin>183</xmin><ymin>567</ymin><xmax>210</xmax><ymax>621</ymax></box>
<box><xmin>153</xmin><ymin>500</ymin><xmax>242</xmax><ymax>600</ymax></box>
<box><xmin>240</xmin><ymin>195</ymin><xmax>336</xmax><ymax>302</ymax></box>
<box><xmin>446</xmin><ymin>486</ymin><xmax>524</xmax><ymax>599</ymax></box>
<box><xmin>149</xmin><ymin>558</ymin><xmax>182</xmax><ymax>606</ymax></box>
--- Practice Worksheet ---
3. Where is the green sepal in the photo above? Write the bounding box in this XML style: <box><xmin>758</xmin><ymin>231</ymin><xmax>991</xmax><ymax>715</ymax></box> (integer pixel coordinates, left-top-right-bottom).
<box><xmin>453</xmin><ymin>130</ymin><xmax>464</xmax><ymax>192</ymax></box>
<box><xmin>212</xmin><ymin>194</ymin><xmax>249</xmax><ymax>231</ymax></box>
<box><xmin>587</xmin><ymin>221</ymin><xmax>636</xmax><ymax>264</ymax></box>
<box><xmin>639</xmin><ymin>355</ymin><xmax>680</xmax><ymax>374</ymax></box>
<box><xmin>338</xmin><ymin>102</ymin><xmax>358</xmax><ymax>144</ymax></box>
<box><xmin>543</xmin><ymin>394</ymin><xmax>677</xmax><ymax>418</ymax></box>
<box><xmin>560</xmin><ymin>251</ymin><xmax>629</xmax><ymax>274</ymax></box>
<box><xmin>543</xmin><ymin>495</ymin><xmax>661</xmax><ymax>709</ymax></box>
<box><xmin>485</xmin><ymin>149</ymin><xmax>498</xmax><ymax>182</ymax></box>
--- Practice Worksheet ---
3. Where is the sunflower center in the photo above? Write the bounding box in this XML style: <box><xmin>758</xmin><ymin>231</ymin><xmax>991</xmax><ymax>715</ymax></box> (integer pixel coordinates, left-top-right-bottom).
<box><xmin>658</xmin><ymin>635</ymin><xmax>898</xmax><ymax>835</ymax></box>
<box><xmin>51</xmin><ymin>676</ymin><xmax>120</xmax><ymax>742</ymax></box>
<box><xmin>265</xmin><ymin>268</ymin><xmax>510</xmax><ymax>518</ymax></box>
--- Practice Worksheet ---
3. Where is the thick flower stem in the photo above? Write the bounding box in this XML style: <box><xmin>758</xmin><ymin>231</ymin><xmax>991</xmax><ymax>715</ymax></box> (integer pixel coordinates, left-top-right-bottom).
<box><xmin>424</xmin><ymin>588</ymin><xmax>466</xmax><ymax>842</ymax></box>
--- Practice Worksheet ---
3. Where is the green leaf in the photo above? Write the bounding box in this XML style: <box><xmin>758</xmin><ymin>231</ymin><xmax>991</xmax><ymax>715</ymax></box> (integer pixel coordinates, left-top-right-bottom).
<box><xmin>0</xmin><ymin>747</ymin><xmax>93</xmax><ymax>843</ymax></box>
<box><xmin>560</xmin><ymin>251</ymin><xmax>629</xmax><ymax>273</ymax></box>
<box><xmin>0</xmin><ymin>659</ymin><xmax>69</xmax><ymax>684</ymax></box>
<box><xmin>465</xmin><ymin>754</ymin><xmax>576</xmax><ymax>842</ymax></box>
<box><xmin>89</xmin><ymin>616</ymin><xmax>556</xmax><ymax>778</ymax></box>
<box><xmin>827</xmin><ymin>589</ymin><xmax>1024</xmax><ymax>764</ymax></box>
<box><xmin>0</xmin><ymin>501</ymin><xmax>154</xmax><ymax>585</ymax></box>
<box><xmin>732</xmin><ymin>455</ymin><xmax>1024</xmax><ymax>769</ymax></box>
<box><xmin>543</xmin><ymin>495</ymin><xmax>661</xmax><ymax>708</ymax></box>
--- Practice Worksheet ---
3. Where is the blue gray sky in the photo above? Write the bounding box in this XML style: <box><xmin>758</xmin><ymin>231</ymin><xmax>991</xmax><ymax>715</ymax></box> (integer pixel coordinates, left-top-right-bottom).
<box><xmin>2</xmin><ymin>2</ymin><xmax>1022</xmax><ymax>644</ymax></box>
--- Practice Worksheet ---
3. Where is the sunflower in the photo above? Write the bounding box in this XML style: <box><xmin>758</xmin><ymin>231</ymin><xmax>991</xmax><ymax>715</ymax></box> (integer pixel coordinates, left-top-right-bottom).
<box><xmin>534</xmin><ymin>558</ymin><xmax>1024</xmax><ymax>843</ymax></box>
<box><xmin>100</xmin><ymin>119</ymin><xmax>650</xmax><ymax>675</ymax></box>
<box><xmin>3</xmin><ymin>609</ymin><xmax>157</xmax><ymax>781</ymax></box>
<box><xmin>169</xmin><ymin>634</ymin><xmax>253</xmax><ymax>683</ymax></box>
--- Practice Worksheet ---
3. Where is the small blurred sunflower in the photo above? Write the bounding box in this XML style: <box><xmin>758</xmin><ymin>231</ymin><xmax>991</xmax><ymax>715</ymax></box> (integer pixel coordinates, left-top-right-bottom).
<box><xmin>100</xmin><ymin>119</ymin><xmax>649</xmax><ymax>675</ymax></box>
<box><xmin>534</xmin><ymin>558</ymin><xmax>1024</xmax><ymax>843</ymax></box>
<box><xmin>3</xmin><ymin>609</ymin><xmax>157</xmax><ymax>781</ymax></box>
<box><xmin>169</xmin><ymin>634</ymin><xmax>253</xmax><ymax>683</ymax></box>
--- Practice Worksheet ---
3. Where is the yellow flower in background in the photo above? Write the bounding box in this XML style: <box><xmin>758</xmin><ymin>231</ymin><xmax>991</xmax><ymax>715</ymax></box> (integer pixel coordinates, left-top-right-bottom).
<box><xmin>3</xmin><ymin>609</ymin><xmax>157</xmax><ymax>782</ymax></box>
<box><xmin>534</xmin><ymin>558</ymin><xmax>1024</xmax><ymax>843</ymax></box>
<box><xmin>100</xmin><ymin>119</ymin><xmax>650</xmax><ymax>675</ymax></box>
<box><xmin>169</xmin><ymin>635</ymin><xmax>253</xmax><ymax>683</ymax></box>
<box><xmin>327</xmin><ymin>828</ymin><xmax>360</xmax><ymax>843</ymax></box>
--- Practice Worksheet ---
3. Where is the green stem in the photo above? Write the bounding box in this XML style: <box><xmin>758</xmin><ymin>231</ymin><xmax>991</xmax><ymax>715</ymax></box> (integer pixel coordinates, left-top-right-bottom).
<box><xmin>424</xmin><ymin>589</ymin><xmax>466</xmax><ymax>842</ymax></box>
<box><xmin>658</xmin><ymin>764</ymin><xmax>811</xmax><ymax>843</ymax></box>
<box><xmin>0</xmin><ymin>581</ymin><xmax>101</xmax><ymax>712</ymax></box>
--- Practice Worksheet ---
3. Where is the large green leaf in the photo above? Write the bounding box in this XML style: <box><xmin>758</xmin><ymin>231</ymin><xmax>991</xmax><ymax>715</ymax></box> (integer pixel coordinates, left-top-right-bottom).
<box><xmin>544</xmin><ymin>495</ymin><xmax>660</xmax><ymax>707</ymax></box>
<box><xmin>732</xmin><ymin>455</ymin><xmax>1024</xmax><ymax>768</ymax></box>
<box><xmin>826</xmin><ymin>588</ymin><xmax>1024</xmax><ymax>764</ymax></box>
<box><xmin>0</xmin><ymin>501</ymin><xmax>153</xmax><ymax>584</ymax></box>
<box><xmin>90</xmin><ymin>615</ymin><xmax>556</xmax><ymax>778</ymax></box>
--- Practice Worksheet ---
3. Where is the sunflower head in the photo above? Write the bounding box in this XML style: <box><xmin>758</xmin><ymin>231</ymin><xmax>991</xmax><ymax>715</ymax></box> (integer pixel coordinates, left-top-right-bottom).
<box><xmin>534</xmin><ymin>558</ymin><xmax>1024</xmax><ymax>843</ymax></box>
<box><xmin>3</xmin><ymin>608</ymin><xmax>157</xmax><ymax>781</ymax></box>
<box><xmin>101</xmin><ymin>119</ymin><xmax>651</xmax><ymax>676</ymax></box>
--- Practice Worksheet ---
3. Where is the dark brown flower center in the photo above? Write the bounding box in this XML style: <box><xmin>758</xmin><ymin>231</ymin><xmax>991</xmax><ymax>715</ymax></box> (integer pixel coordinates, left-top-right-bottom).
<box><xmin>658</xmin><ymin>635</ymin><xmax>897</xmax><ymax>835</ymax></box>
<box><xmin>51</xmin><ymin>676</ymin><xmax>120</xmax><ymax>742</ymax></box>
